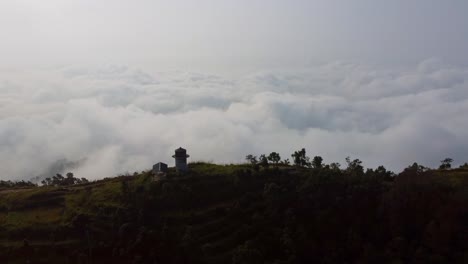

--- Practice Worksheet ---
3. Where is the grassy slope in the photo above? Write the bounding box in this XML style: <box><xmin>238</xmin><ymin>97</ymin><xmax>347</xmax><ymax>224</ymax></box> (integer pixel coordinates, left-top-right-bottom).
<box><xmin>0</xmin><ymin>163</ymin><xmax>273</xmax><ymax>263</ymax></box>
<box><xmin>0</xmin><ymin>163</ymin><xmax>467</xmax><ymax>263</ymax></box>
<box><xmin>0</xmin><ymin>163</ymin><xmax>244</xmax><ymax>240</ymax></box>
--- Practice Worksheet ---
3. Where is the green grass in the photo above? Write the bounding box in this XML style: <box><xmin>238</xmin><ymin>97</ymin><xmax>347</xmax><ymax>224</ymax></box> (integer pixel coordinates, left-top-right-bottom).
<box><xmin>435</xmin><ymin>168</ymin><xmax>468</xmax><ymax>187</ymax></box>
<box><xmin>0</xmin><ymin>175</ymin><xmax>131</xmax><ymax>235</ymax></box>
<box><xmin>188</xmin><ymin>162</ymin><xmax>251</xmax><ymax>176</ymax></box>
<box><xmin>0</xmin><ymin>207</ymin><xmax>63</xmax><ymax>231</ymax></box>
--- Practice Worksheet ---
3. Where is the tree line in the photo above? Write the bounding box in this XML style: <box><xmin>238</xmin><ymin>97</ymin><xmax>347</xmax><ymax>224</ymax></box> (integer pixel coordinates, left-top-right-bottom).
<box><xmin>0</xmin><ymin>180</ymin><xmax>36</xmax><ymax>189</ymax></box>
<box><xmin>246</xmin><ymin>148</ymin><xmax>465</xmax><ymax>172</ymax></box>
<box><xmin>41</xmin><ymin>172</ymin><xmax>89</xmax><ymax>186</ymax></box>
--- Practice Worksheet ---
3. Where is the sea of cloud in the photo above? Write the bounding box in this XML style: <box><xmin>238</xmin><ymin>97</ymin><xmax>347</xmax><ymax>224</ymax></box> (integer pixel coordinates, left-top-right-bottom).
<box><xmin>1</xmin><ymin>59</ymin><xmax>468</xmax><ymax>181</ymax></box>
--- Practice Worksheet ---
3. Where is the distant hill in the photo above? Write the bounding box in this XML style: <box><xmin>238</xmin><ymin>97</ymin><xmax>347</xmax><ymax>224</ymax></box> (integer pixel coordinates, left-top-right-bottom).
<box><xmin>0</xmin><ymin>162</ymin><xmax>467</xmax><ymax>263</ymax></box>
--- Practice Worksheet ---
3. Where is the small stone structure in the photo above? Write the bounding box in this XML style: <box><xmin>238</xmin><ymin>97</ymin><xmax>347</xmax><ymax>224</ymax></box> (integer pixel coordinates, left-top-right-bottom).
<box><xmin>152</xmin><ymin>162</ymin><xmax>168</xmax><ymax>181</ymax></box>
<box><xmin>172</xmin><ymin>147</ymin><xmax>190</xmax><ymax>172</ymax></box>
<box><xmin>153</xmin><ymin>162</ymin><xmax>168</xmax><ymax>174</ymax></box>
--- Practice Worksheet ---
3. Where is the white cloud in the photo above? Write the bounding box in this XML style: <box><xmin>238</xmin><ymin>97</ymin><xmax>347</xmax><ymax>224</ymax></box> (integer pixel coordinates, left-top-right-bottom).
<box><xmin>1</xmin><ymin>59</ymin><xmax>468</xmax><ymax>180</ymax></box>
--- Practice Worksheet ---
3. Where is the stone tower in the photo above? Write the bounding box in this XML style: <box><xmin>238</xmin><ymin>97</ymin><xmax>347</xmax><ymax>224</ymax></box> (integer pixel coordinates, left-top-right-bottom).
<box><xmin>172</xmin><ymin>147</ymin><xmax>189</xmax><ymax>172</ymax></box>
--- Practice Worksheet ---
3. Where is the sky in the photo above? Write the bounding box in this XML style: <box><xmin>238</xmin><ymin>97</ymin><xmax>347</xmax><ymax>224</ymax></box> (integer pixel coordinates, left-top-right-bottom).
<box><xmin>1</xmin><ymin>1</ymin><xmax>468</xmax><ymax>180</ymax></box>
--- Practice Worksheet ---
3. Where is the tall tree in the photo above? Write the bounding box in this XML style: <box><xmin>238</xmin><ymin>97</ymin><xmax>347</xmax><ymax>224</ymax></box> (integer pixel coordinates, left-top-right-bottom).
<box><xmin>245</xmin><ymin>154</ymin><xmax>258</xmax><ymax>165</ymax></box>
<box><xmin>259</xmin><ymin>154</ymin><xmax>269</xmax><ymax>169</ymax></box>
<box><xmin>291</xmin><ymin>148</ymin><xmax>310</xmax><ymax>167</ymax></box>
<box><xmin>267</xmin><ymin>152</ymin><xmax>281</xmax><ymax>165</ymax></box>
<box><xmin>439</xmin><ymin>158</ymin><xmax>453</xmax><ymax>170</ymax></box>
<box><xmin>312</xmin><ymin>156</ymin><xmax>323</xmax><ymax>169</ymax></box>
<box><xmin>345</xmin><ymin>157</ymin><xmax>364</xmax><ymax>176</ymax></box>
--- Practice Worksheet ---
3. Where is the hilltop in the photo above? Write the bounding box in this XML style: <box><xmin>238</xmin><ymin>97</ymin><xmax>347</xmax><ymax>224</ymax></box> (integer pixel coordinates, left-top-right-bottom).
<box><xmin>0</xmin><ymin>161</ymin><xmax>467</xmax><ymax>263</ymax></box>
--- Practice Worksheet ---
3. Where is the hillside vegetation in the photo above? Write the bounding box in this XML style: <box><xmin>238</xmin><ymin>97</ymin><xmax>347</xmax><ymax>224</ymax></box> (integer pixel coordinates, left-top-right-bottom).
<box><xmin>0</xmin><ymin>158</ymin><xmax>467</xmax><ymax>263</ymax></box>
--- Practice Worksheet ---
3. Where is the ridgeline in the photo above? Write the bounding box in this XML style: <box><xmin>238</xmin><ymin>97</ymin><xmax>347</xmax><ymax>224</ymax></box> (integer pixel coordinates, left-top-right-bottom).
<box><xmin>0</xmin><ymin>160</ymin><xmax>467</xmax><ymax>263</ymax></box>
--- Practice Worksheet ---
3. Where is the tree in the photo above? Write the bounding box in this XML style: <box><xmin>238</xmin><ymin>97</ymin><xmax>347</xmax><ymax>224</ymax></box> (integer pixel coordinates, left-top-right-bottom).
<box><xmin>345</xmin><ymin>157</ymin><xmax>364</xmax><ymax>176</ymax></box>
<box><xmin>312</xmin><ymin>156</ymin><xmax>323</xmax><ymax>169</ymax></box>
<box><xmin>66</xmin><ymin>172</ymin><xmax>75</xmax><ymax>185</ymax></box>
<box><xmin>259</xmin><ymin>154</ymin><xmax>269</xmax><ymax>169</ymax></box>
<box><xmin>245</xmin><ymin>154</ymin><xmax>258</xmax><ymax>165</ymax></box>
<box><xmin>374</xmin><ymin>165</ymin><xmax>395</xmax><ymax>180</ymax></box>
<box><xmin>405</xmin><ymin>162</ymin><xmax>428</xmax><ymax>174</ymax></box>
<box><xmin>291</xmin><ymin>148</ymin><xmax>310</xmax><ymax>167</ymax></box>
<box><xmin>329</xmin><ymin>162</ymin><xmax>341</xmax><ymax>171</ymax></box>
<box><xmin>40</xmin><ymin>172</ymin><xmax>88</xmax><ymax>186</ymax></box>
<box><xmin>52</xmin><ymin>174</ymin><xmax>64</xmax><ymax>186</ymax></box>
<box><xmin>1</xmin><ymin>180</ymin><xmax>35</xmax><ymax>188</ymax></box>
<box><xmin>439</xmin><ymin>158</ymin><xmax>453</xmax><ymax>170</ymax></box>
<box><xmin>267</xmin><ymin>152</ymin><xmax>281</xmax><ymax>165</ymax></box>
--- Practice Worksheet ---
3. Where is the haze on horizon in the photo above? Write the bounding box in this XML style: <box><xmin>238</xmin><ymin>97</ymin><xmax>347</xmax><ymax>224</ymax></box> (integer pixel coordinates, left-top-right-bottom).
<box><xmin>1</xmin><ymin>0</ymin><xmax>468</xmax><ymax>180</ymax></box>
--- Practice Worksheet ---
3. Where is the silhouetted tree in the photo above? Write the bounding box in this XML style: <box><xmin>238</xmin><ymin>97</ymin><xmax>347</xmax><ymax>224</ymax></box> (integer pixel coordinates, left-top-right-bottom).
<box><xmin>0</xmin><ymin>180</ymin><xmax>35</xmax><ymax>188</ymax></box>
<box><xmin>329</xmin><ymin>162</ymin><xmax>341</xmax><ymax>171</ymax></box>
<box><xmin>245</xmin><ymin>154</ymin><xmax>258</xmax><ymax>165</ymax></box>
<box><xmin>405</xmin><ymin>162</ymin><xmax>429</xmax><ymax>174</ymax></box>
<box><xmin>259</xmin><ymin>154</ymin><xmax>269</xmax><ymax>169</ymax></box>
<box><xmin>40</xmin><ymin>172</ymin><xmax>87</xmax><ymax>186</ymax></box>
<box><xmin>345</xmin><ymin>157</ymin><xmax>364</xmax><ymax>176</ymax></box>
<box><xmin>291</xmin><ymin>148</ymin><xmax>310</xmax><ymax>167</ymax></box>
<box><xmin>374</xmin><ymin>165</ymin><xmax>395</xmax><ymax>180</ymax></box>
<box><xmin>439</xmin><ymin>158</ymin><xmax>453</xmax><ymax>170</ymax></box>
<box><xmin>312</xmin><ymin>156</ymin><xmax>323</xmax><ymax>169</ymax></box>
<box><xmin>66</xmin><ymin>172</ymin><xmax>75</xmax><ymax>185</ymax></box>
<box><xmin>267</xmin><ymin>152</ymin><xmax>281</xmax><ymax>166</ymax></box>
<box><xmin>53</xmin><ymin>174</ymin><xmax>64</xmax><ymax>185</ymax></box>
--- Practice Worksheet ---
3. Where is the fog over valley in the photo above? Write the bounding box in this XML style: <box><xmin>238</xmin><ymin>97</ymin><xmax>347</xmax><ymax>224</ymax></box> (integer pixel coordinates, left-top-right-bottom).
<box><xmin>1</xmin><ymin>59</ymin><xmax>468</xmax><ymax>180</ymax></box>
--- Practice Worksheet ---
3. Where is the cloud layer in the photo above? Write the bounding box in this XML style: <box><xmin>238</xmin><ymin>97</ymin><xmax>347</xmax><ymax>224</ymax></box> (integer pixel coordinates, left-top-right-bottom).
<box><xmin>1</xmin><ymin>59</ymin><xmax>468</xmax><ymax>180</ymax></box>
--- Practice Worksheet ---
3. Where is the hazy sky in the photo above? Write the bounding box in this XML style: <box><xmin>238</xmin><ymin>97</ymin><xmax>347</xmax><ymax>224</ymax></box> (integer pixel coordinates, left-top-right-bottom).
<box><xmin>2</xmin><ymin>0</ymin><xmax>468</xmax><ymax>71</ymax></box>
<box><xmin>1</xmin><ymin>1</ymin><xmax>468</xmax><ymax>180</ymax></box>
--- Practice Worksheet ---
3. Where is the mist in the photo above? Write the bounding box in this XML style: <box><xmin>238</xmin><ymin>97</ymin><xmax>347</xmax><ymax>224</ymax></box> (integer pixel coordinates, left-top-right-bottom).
<box><xmin>1</xmin><ymin>59</ymin><xmax>467</xmax><ymax>180</ymax></box>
